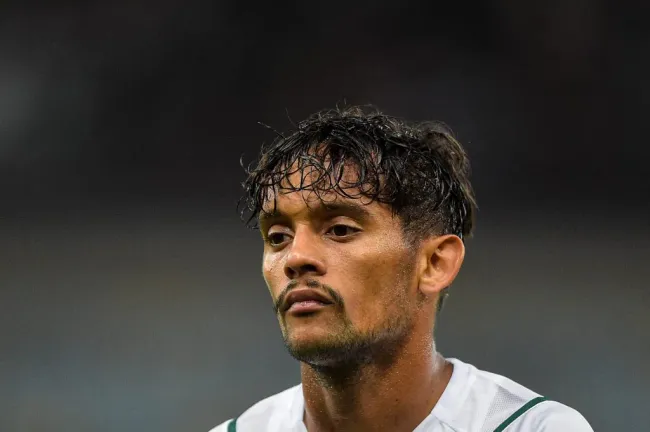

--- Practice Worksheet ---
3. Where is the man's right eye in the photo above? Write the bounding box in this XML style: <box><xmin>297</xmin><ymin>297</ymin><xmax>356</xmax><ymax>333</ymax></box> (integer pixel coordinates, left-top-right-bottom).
<box><xmin>267</xmin><ymin>232</ymin><xmax>289</xmax><ymax>246</ymax></box>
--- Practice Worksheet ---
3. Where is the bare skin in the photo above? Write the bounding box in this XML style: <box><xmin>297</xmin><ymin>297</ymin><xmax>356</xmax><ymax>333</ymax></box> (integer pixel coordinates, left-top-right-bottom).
<box><xmin>259</xmin><ymin>171</ymin><xmax>465</xmax><ymax>432</ymax></box>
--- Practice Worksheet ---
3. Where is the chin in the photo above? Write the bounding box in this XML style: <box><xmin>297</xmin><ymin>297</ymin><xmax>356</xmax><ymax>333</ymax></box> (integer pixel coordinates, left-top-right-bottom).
<box><xmin>283</xmin><ymin>331</ymin><xmax>371</xmax><ymax>367</ymax></box>
<box><xmin>283</xmin><ymin>316</ymin><xmax>413</xmax><ymax>367</ymax></box>
<box><xmin>284</xmin><ymin>327</ymin><xmax>328</xmax><ymax>350</ymax></box>
<box><xmin>285</xmin><ymin>340</ymin><xmax>341</xmax><ymax>366</ymax></box>
<box><xmin>283</xmin><ymin>330</ymin><xmax>340</xmax><ymax>363</ymax></box>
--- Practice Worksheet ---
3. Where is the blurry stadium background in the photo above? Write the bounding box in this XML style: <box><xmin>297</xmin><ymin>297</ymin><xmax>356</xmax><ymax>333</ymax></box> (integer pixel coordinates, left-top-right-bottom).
<box><xmin>1</xmin><ymin>1</ymin><xmax>649</xmax><ymax>431</ymax></box>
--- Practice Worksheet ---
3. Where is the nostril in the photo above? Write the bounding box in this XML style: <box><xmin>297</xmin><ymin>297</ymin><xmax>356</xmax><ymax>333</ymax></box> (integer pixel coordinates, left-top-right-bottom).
<box><xmin>301</xmin><ymin>264</ymin><xmax>318</xmax><ymax>273</ymax></box>
<box><xmin>285</xmin><ymin>263</ymin><xmax>320</xmax><ymax>279</ymax></box>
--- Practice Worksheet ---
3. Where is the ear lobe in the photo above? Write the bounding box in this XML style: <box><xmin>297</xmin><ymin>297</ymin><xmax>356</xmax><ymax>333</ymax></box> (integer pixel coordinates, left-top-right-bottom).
<box><xmin>418</xmin><ymin>234</ymin><xmax>465</xmax><ymax>297</ymax></box>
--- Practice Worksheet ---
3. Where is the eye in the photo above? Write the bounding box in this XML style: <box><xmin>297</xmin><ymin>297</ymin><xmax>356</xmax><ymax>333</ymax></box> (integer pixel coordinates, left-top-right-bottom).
<box><xmin>267</xmin><ymin>232</ymin><xmax>290</xmax><ymax>246</ymax></box>
<box><xmin>326</xmin><ymin>224</ymin><xmax>360</xmax><ymax>238</ymax></box>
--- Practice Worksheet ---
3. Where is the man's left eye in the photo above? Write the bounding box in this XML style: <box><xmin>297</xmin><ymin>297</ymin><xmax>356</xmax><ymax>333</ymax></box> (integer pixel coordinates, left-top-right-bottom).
<box><xmin>327</xmin><ymin>225</ymin><xmax>359</xmax><ymax>237</ymax></box>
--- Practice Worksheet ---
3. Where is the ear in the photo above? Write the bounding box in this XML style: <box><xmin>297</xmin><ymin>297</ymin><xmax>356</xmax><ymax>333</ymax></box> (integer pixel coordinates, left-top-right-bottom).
<box><xmin>417</xmin><ymin>234</ymin><xmax>465</xmax><ymax>298</ymax></box>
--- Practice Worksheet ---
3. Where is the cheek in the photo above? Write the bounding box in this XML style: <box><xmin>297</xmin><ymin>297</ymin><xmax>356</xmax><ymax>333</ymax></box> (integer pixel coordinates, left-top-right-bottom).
<box><xmin>358</xmin><ymin>235</ymin><xmax>407</xmax><ymax>290</ymax></box>
<box><xmin>339</xmin><ymin>245</ymin><xmax>408</xmax><ymax>322</ymax></box>
<box><xmin>262</xmin><ymin>252</ymin><xmax>284</xmax><ymax>296</ymax></box>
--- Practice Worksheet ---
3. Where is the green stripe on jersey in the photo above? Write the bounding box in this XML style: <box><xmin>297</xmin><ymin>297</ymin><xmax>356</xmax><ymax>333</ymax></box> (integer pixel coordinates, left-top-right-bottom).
<box><xmin>227</xmin><ymin>418</ymin><xmax>237</xmax><ymax>432</ymax></box>
<box><xmin>493</xmin><ymin>396</ymin><xmax>548</xmax><ymax>432</ymax></box>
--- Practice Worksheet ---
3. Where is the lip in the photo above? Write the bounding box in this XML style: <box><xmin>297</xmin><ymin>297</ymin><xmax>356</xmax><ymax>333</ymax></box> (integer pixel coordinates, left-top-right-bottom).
<box><xmin>286</xmin><ymin>300</ymin><xmax>330</xmax><ymax>315</ymax></box>
<box><xmin>282</xmin><ymin>289</ymin><xmax>333</xmax><ymax>313</ymax></box>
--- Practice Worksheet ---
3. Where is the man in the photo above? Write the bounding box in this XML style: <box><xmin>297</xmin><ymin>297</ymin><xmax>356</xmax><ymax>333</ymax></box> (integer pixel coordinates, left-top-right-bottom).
<box><xmin>210</xmin><ymin>106</ymin><xmax>593</xmax><ymax>431</ymax></box>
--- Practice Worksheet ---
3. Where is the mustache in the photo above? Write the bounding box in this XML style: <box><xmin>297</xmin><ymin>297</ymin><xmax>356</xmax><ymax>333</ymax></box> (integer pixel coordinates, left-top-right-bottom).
<box><xmin>273</xmin><ymin>279</ymin><xmax>344</xmax><ymax>314</ymax></box>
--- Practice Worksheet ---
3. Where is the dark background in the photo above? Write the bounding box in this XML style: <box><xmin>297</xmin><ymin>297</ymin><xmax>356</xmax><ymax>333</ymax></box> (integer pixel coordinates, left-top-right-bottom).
<box><xmin>1</xmin><ymin>1</ymin><xmax>649</xmax><ymax>431</ymax></box>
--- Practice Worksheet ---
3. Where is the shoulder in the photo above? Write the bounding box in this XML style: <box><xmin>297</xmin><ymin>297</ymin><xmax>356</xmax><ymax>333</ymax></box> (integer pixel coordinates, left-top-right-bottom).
<box><xmin>443</xmin><ymin>359</ymin><xmax>593</xmax><ymax>431</ymax></box>
<box><xmin>208</xmin><ymin>384</ymin><xmax>303</xmax><ymax>432</ymax></box>
<box><xmin>512</xmin><ymin>400</ymin><xmax>594</xmax><ymax>432</ymax></box>
<box><xmin>473</xmin><ymin>365</ymin><xmax>593</xmax><ymax>431</ymax></box>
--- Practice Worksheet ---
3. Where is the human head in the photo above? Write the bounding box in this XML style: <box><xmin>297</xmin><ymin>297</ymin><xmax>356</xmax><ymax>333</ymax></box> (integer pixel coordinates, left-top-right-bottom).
<box><xmin>239</xmin><ymin>105</ymin><xmax>476</xmax><ymax>366</ymax></box>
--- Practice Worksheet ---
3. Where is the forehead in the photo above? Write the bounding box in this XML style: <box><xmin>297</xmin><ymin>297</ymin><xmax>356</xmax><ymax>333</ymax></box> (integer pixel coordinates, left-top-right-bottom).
<box><xmin>261</xmin><ymin>157</ymin><xmax>373</xmax><ymax>209</ymax></box>
<box><xmin>259</xmin><ymin>190</ymin><xmax>394</xmax><ymax>232</ymax></box>
<box><xmin>260</xmin><ymin>187</ymin><xmax>385</xmax><ymax>222</ymax></box>
<box><xmin>257</xmin><ymin>153</ymin><xmax>396</xmax><ymax>225</ymax></box>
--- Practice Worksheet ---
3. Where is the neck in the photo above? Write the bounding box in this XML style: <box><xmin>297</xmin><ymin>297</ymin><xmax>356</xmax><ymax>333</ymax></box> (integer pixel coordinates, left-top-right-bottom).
<box><xmin>300</xmin><ymin>329</ymin><xmax>453</xmax><ymax>432</ymax></box>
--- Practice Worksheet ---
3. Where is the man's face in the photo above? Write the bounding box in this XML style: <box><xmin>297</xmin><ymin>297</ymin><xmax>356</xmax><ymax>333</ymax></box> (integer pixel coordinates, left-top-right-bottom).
<box><xmin>259</xmin><ymin>176</ymin><xmax>422</xmax><ymax>367</ymax></box>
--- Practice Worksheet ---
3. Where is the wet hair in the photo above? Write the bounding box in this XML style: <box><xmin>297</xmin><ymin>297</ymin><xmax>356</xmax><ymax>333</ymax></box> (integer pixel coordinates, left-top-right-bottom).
<box><xmin>239</xmin><ymin>105</ymin><xmax>477</xmax><ymax>312</ymax></box>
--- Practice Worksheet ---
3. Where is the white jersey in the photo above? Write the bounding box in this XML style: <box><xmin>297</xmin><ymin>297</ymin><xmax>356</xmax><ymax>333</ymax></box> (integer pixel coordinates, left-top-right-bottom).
<box><xmin>209</xmin><ymin>358</ymin><xmax>593</xmax><ymax>432</ymax></box>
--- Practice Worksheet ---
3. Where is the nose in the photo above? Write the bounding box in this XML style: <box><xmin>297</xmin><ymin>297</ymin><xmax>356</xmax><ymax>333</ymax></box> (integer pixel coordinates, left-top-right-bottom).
<box><xmin>284</xmin><ymin>229</ymin><xmax>326</xmax><ymax>279</ymax></box>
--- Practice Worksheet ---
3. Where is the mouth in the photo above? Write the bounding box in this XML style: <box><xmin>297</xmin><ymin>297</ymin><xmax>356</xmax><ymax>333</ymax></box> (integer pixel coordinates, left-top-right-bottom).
<box><xmin>286</xmin><ymin>300</ymin><xmax>331</xmax><ymax>315</ymax></box>
<box><xmin>281</xmin><ymin>289</ymin><xmax>334</xmax><ymax>314</ymax></box>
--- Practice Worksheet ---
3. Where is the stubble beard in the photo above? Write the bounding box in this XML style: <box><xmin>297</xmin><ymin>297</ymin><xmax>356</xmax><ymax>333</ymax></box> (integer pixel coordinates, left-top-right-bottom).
<box><xmin>281</xmin><ymin>301</ymin><xmax>415</xmax><ymax>369</ymax></box>
<box><xmin>282</xmin><ymin>253</ymin><xmax>419</xmax><ymax>370</ymax></box>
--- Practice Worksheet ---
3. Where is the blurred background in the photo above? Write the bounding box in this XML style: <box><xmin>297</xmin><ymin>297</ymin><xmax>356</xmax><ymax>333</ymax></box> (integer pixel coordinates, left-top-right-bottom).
<box><xmin>1</xmin><ymin>1</ymin><xmax>649</xmax><ymax>431</ymax></box>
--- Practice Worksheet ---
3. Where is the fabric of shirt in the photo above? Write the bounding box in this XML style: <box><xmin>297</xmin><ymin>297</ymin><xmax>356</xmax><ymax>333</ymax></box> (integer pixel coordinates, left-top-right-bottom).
<box><xmin>209</xmin><ymin>358</ymin><xmax>594</xmax><ymax>432</ymax></box>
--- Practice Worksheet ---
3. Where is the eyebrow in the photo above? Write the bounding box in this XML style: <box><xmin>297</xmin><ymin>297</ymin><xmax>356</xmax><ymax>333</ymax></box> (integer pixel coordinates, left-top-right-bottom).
<box><xmin>258</xmin><ymin>201</ymin><xmax>372</xmax><ymax>229</ymax></box>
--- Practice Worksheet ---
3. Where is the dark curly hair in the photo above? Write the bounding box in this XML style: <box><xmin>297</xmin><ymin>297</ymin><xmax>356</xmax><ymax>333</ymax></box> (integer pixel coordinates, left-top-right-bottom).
<box><xmin>239</xmin><ymin>105</ymin><xmax>477</xmax><ymax>312</ymax></box>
